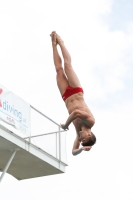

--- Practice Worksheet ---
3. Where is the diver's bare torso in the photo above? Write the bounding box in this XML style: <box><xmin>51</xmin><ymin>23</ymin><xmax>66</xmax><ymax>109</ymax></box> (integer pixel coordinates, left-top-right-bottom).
<box><xmin>65</xmin><ymin>92</ymin><xmax>94</xmax><ymax>137</ymax></box>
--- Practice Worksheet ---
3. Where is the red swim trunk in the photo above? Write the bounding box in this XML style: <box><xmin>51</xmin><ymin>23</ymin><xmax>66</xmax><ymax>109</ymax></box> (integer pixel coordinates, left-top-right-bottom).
<box><xmin>62</xmin><ymin>86</ymin><xmax>84</xmax><ymax>101</ymax></box>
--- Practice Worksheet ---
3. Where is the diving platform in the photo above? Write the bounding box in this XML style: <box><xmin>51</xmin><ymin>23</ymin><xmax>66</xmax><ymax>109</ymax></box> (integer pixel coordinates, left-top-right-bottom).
<box><xmin>0</xmin><ymin>84</ymin><xmax>68</xmax><ymax>182</ymax></box>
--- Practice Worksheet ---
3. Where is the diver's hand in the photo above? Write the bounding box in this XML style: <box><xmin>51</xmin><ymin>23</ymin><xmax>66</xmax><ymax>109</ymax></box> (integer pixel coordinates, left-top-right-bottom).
<box><xmin>60</xmin><ymin>124</ymin><xmax>69</xmax><ymax>130</ymax></box>
<box><xmin>82</xmin><ymin>146</ymin><xmax>92</xmax><ymax>151</ymax></box>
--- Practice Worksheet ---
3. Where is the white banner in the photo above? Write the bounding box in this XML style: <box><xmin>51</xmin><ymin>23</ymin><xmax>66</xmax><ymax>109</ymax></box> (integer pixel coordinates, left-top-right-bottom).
<box><xmin>0</xmin><ymin>84</ymin><xmax>30</xmax><ymax>136</ymax></box>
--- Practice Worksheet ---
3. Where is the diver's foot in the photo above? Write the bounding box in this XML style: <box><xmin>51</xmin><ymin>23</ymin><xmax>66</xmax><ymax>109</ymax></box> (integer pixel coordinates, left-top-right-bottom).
<box><xmin>56</xmin><ymin>33</ymin><xmax>64</xmax><ymax>45</ymax></box>
<box><xmin>50</xmin><ymin>31</ymin><xmax>57</xmax><ymax>45</ymax></box>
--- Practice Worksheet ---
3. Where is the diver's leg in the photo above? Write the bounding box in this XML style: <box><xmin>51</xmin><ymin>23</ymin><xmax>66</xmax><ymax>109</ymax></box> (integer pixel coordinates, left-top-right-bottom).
<box><xmin>50</xmin><ymin>32</ymin><xmax>68</xmax><ymax>95</ymax></box>
<box><xmin>56</xmin><ymin>33</ymin><xmax>82</xmax><ymax>87</ymax></box>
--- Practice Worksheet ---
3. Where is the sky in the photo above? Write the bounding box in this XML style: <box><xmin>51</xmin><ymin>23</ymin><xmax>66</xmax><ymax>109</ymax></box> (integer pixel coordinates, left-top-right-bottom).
<box><xmin>0</xmin><ymin>0</ymin><xmax>133</xmax><ymax>199</ymax></box>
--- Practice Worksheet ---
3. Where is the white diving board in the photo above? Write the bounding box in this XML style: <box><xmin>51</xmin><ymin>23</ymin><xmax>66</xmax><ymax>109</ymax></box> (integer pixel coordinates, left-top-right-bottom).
<box><xmin>0</xmin><ymin>106</ymin><xmax>68</xmax><ymax>182</ymax></box>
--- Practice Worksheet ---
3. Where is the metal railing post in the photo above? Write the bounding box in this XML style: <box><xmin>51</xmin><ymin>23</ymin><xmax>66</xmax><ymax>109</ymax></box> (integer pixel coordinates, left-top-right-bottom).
<box><xmin>58</xmin><ymin>126</ymin><xmax>61</xmax><ymax>168</ymax></box>
<box><xmin>56</xmin><ymin>131</ymin><xmax>58</xmax><ymax>159</ymax></box>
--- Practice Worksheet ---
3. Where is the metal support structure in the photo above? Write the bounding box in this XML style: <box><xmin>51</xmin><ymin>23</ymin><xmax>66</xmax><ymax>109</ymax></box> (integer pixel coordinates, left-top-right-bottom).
<box><xmin>0</xmin><ymin>97</ymin><xmax>67</xmax><ymax>183</ymax></box>
<box><xmin>0</xmin><ymin>150</ymin><xmax>17</xmax><ymax>183</ymax></box>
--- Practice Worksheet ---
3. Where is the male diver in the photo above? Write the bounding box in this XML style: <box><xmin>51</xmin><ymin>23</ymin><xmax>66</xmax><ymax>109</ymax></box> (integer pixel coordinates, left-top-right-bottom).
<box><xmin>50</xmin><ymin>31</ymin><xmax>96</xmax><ymax>156</ymax></box>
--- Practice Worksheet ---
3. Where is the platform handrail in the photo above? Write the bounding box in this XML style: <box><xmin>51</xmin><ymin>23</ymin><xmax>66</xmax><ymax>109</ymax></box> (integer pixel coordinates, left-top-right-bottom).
<box><xmin>30</xmin><ymin>105</ymin><xmax>61</xmax><ymax>126</ymax></box>
<box><xmin>27</xmin><ymin>105</ymin><xmax>67</xmax><ymax>162</ymax></box>
<box><xmin>23</xmin><ymin>130</ymin><xmax>66</xmax><ymax>139</ymax></box>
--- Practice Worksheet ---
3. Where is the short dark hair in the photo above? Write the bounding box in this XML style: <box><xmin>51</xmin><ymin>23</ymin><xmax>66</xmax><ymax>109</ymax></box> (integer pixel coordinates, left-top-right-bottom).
<box><xmin>82</xmin><ymin>132</ymin><xmax>96</xmax><ymax>146</ymax></box>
